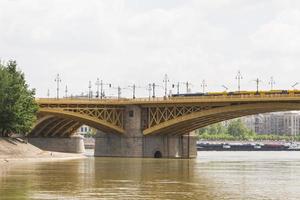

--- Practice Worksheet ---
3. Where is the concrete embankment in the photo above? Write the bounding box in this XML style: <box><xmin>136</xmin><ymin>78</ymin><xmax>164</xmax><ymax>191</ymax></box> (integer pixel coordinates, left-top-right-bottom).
<box><xmin>0</xmin><ymin>137</ymin><xmax>86</xmax><ymax>163</ymax></box>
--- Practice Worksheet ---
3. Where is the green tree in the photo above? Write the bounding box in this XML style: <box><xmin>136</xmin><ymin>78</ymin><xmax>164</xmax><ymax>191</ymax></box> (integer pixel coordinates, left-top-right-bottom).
<box><xmin>226</xmin><ymin>119</ymin><xmax>255</xmax><ymax>140</ymax></box>
<box><xmin>85</xmin><ymin>128</ymin><xmax>97</xmax><ymax>138</ymax></box>
<box><xmin>0</xmin><ymin>60</ymin><xmax>38</xmax><ymax>137</ymax></box>
<box><xmin>198</xmin><ymin>122</ymin><xmax>227</xmax><ymax>135</ymax></box>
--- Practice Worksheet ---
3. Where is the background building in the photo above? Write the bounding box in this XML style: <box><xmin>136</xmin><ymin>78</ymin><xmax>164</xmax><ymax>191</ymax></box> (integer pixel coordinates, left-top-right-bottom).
<box><xmin>240</xmin><ymin>112</ymin><xmax>300</xmax><ymax>136</ymax></box>
<box><xmin>76</xmin><ymin>125</ymin><xmax>96</xmax><ymax>136</ymax></box>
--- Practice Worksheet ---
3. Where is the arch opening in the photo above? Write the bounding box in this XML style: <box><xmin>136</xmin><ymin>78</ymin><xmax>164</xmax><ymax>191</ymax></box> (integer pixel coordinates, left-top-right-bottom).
<box><xmin>154</xmin><ymin>151</ymin><xmax>162</xmax><ymax>158</ymax></box>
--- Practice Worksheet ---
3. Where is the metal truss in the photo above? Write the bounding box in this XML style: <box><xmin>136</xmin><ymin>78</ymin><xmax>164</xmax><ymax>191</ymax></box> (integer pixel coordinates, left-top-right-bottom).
<box><xmin>147</xmin><ymin>106</ymin><xmax>205</xmax><ymax>128</ymax></box>
<box><xmin>63</xmin><ymin>107</ymin><xmax>124</xmax><ymax>129</ymax></box>
<box><xmin>38</xmin><ymin>103</ymin><xmax>125</xmax><ymax>134</ymax></box>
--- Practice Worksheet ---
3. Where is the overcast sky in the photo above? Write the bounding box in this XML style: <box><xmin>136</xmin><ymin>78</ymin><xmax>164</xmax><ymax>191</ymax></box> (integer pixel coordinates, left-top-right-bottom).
<box><xmin>1</xmin><ymin>0</ymin><xmax>300</xmax><ymax>98</ymax></box>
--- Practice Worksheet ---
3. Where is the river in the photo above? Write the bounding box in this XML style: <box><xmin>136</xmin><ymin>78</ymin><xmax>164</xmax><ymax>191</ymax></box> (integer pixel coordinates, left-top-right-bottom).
<box><xmin>1</xmin><ymin>151</ymin><xmax>300</xmax><ymax>200</ymax></box>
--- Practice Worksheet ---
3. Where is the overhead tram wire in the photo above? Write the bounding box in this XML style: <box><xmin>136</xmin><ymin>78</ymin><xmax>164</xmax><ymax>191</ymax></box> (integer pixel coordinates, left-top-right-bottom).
<box><xmin>292</xmin><ymin>82</ymin><xmax>299</xmax><ymax>90</ymax></box>
<box><xmin>111</xmin><ymin>85</ymin><xmax>130</xmax><ymax>99</ymax></box>
<box><xmin>128</xmin><ymin>84</ymin><xmax>144</xmax><ymax>99</ymax></box>
<box><xmin>95</xmin><ymin>78</ymin><xmax>112</xmax><ymax>99</ymax></box>
<box><xmin>172</xmin><ymin>82</ymin><xmax>187</xmax><ymax>95</ymax></box>
<box><xmin>151</xmin><ymin>83</ymin><xmax>161</xmax><ymax>98</ymax></box>
<box><xmin>222</xmin><ymin>85</ymin><xmax>229</xmax><ymax>92</ymax></box>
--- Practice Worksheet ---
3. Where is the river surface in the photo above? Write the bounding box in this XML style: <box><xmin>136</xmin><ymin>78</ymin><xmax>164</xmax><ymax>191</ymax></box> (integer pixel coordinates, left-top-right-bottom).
<box><xmin>2</xmin><ymin>151</ymin><xmax>300</xmax><ymax>200</ymax></box>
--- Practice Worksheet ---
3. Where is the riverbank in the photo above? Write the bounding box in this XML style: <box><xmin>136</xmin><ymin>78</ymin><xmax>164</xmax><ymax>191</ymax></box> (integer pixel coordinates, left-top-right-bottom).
<box><xmin>197</xmin><ymin>140</ymin><xmax>300</xmax><ymax>151</ymax></box>
<box><xmin>0</xmin><ymin>137</ymin><xmax>86</xmax><ymax>164</ymax></box>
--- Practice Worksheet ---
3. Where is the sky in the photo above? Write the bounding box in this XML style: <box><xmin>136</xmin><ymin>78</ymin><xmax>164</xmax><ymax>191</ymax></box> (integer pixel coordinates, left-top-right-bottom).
<box><xmin>1</xmin><ymin>0</ymin><xmax>300</xmax><ymax>98</ymax></box>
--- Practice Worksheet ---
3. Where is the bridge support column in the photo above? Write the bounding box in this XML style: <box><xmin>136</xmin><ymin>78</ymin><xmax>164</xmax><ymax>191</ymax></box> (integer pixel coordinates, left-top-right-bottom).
<box><xmin>94</xmin><ymin>106</ymin><xmax>197</xmax><ymax>158</ymax></box>
<box><xmin>28</xmin><ymin>135</ymin><xmax>85</xmax><ymax>153</ymax></box>
<box><xmin>94</xmin><ymin>132</ymin><xmax>197</xmax><ymax>158</ymax></box>
<box><xmin>143</xmin><ymin>132</ymin><xmax>197</xmax><ymax>159</ymax></box>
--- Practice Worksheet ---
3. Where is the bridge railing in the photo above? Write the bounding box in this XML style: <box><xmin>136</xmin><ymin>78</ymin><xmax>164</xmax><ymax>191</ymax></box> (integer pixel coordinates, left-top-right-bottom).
<box><xmin>36</xmin><ymin>92</ymin><xmax>300</xmax><ymax>104</ymax></box>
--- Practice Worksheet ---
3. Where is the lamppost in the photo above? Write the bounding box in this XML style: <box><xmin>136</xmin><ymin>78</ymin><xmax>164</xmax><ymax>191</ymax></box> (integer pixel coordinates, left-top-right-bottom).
<box><xmin>88</xmin><ymin>81</ymin><xmax>92</xmax><ymax>99</ymax></box>
<box><xmin>163</xmin><ymin>74</ymin><xmax>169</xmax><ymax>99</ymax></box>
<box><xmin>95</xmin><ymin>78</ymin><xmax>100</xmax><ymax>99</ymax></box>
<box><xmin>111</xmin><ymin>86</ymin><xmax>122</xmax><ymax>99</ymax></box>
<box><xmin>147</xmin><ymin>84</ymin><xmax>152</xmax><ymax>100</ymax></box>
<box><xmin>128</xmin><ymin>84</ymin><xmax>142</xmax><ymax>99</ymax></box>
<box><xmin>151</xmin><ymin>83</ymin><xmax>160</xmax><ymax>98</ymax></box>
<box><xmin>269</xmin><ymin>77</ymin><xmax>275</xmax><ymax>90</ymax></box>
<box><xmin>185</xmin><ymin>81</ymin><xmax>192</xmax><ymax>93</ymax></box>
<box><xmin>54</xmin><ymin>74</ymin><xmax>61</xmax><ymax>99</ymax></box>
<box><xmin>98</xmin><ymin>79</ymin><xmax>111</xmax><ymax>99</ymax></box>
<box><xmin>236</xmin><ymin>71</ymin><xmax>243</xmax><ymax>92</ymax></box>
<box><xmin>201</xmin><ymin>80</ymin><xmax>207</xmax><ymax>93</ymax></box>
<box><xmin>254</xmin><ymin>78</ymin><xmax>262</xmax><ymax>94</ymax></box>
<box><xmin>65</xmin><ymin>85</ymin><xmax>68</xmax><ymax>98</ymax></box>
<box><xmin>172</xmin><ymin>82</ymin><xmax>186</xmax><ymax>95</ymax></box>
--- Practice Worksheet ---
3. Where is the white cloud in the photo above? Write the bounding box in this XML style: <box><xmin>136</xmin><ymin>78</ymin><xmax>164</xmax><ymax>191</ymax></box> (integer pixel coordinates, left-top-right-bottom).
<box><xmin>1</xmin><ymin>0</ymin><xmax>300</xmax><ymax>97</ymax></box>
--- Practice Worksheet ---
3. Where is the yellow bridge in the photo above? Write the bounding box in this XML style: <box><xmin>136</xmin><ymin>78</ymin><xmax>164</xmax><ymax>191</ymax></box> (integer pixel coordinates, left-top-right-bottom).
<box><xmin>29</xmin><ymin>92</ymin><xmax>300</xmax><ymax>158</ymax></box>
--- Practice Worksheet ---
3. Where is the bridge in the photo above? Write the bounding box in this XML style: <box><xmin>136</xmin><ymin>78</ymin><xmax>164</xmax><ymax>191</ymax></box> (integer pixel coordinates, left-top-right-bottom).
<box><xmin>29</xmin><ymin>92</ymin><xmax>300</xmax><ymax>158</ymax></box>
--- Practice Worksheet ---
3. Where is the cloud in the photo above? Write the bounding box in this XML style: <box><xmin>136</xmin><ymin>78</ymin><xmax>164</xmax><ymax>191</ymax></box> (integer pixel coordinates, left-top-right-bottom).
<box><xmin>252</xmin><ymin>10</ymin><xmax>300</xmax><ymax>55</ymax></box>
<box><xmin>1</xmin><ymin>0</ymin><xmax>300</xmax><ymax>97</ymax></box>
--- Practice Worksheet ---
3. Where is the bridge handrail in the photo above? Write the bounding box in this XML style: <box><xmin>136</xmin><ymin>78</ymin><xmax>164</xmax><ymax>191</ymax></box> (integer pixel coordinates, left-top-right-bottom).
<box><xmin>36</xmin><ymin>92</ymin><xmax>300</xmax><ymax>104</ymax></box>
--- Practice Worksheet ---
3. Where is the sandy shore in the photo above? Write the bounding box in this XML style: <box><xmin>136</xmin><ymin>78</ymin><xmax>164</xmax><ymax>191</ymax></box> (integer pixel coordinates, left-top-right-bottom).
<box><xmin>0</xmin><ymin>137</ymin><xmax>87</xmax><ymax>164</ymax></box>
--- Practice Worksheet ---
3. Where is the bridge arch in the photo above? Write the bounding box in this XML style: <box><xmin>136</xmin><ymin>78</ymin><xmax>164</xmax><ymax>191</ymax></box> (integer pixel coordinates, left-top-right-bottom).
<box><xmin>143</xmin><ymin>102</ymin><xmax>300</xmax><ymax>135</ymax></box>
<box><xmin>29</xmin><ymin>108</ymin><xmax>125</xmax><ymax>137</ymax></box>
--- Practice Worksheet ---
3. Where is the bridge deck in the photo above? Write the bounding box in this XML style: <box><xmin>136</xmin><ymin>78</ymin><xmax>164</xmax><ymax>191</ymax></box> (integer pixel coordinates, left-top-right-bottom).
<box><xmin>36</xmin><ymin>93</ymin><xmax>300</xmax><ymax>106</ymax></box>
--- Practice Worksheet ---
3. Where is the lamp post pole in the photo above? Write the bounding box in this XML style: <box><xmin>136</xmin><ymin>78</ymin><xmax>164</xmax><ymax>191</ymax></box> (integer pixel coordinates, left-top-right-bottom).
<box><xmin>269</xmin><ymin>77</ymin><xmax>275</xmax><ymax>90</ymax></box>
<box><xmin>95</xmin><ymin>78</ymin><xmax>100</xmax><ymax>99</ymax></box>
<box><xmin>54</xmin><ymin>74</ymin><xmax>61</xmax><ymax>99</ymax></box>
<box><xmin>236</xmin><ymin>71</ymin><xmax>243</xmax><ymax>92</ymax></box>
<box><xmin>163</xmin><ymin>74</ymin><xmax>169</xmax><ymax>98</ymax></box>
<box><xmin>201</xmin><ymin>80</ymin><xmax>207</xmax><ymax>93</ymax></box>
<box><xmin>65</xmin><ymin>85</ymin><xmax>68</xmax><ymax>98</ymax></box>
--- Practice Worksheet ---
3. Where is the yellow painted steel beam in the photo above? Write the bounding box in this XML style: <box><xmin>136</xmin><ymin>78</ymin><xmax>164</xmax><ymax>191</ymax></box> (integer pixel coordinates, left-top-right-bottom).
<box><xmin>169</xmin><ymin>109</ymin><xmax>276</xmax><ymax>136</ymax></box>
<box><xmin>169</xmin><ymin>112</ymin><xmax>249</xmax><ymax>136</ymax></box>
<box><xmin>39</xmin><ymin>108</ymin><xmax>125</xmax><ymax>134</ymax></box>
<box><xmin>50</xmin><ymin>120</ymin><xmax>78</xmax><ymax>137</ymax></box>
<box><xmin>43</xmin><ymin>118</ymin><xmax>72</xmax><ymax>137</ymax></box>
<box><xmin>28</xmin><ymin>115</ymin><xmax>55</xmax><ymax>136</ymax></box>
<box><xmin>61</xmin><ymin>122</ymin><xmax>82</xmax><ymax>137</ymax></box>
<box><xmin>143</xmin><ymin>102</ymin><xmax>300</xmax><ymax>135</ymax></box>
<box><xmin>154</xmin><ymin>110</ymin><xmax>254</xmax><ymax>136</ymax></box>
<box><xmin>155</xmin><ymin>108</ymin><xmax>285</xmax><ymax>136</ymax></box>
<box><xmin>30</xmin><ymin>117</ymin><xmax>60</xmax><ymax>137</ymax></box>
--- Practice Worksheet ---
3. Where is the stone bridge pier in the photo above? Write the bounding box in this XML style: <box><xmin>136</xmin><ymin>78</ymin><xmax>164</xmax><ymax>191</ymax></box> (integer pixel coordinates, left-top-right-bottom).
<box><xmin>28</xmin><ymin>135</ymin><xmax>85</xmax><ymax>153</ymax></box>
<box><xmin>95</xmin><ymin>106</ymin><xmax>197</xmax><ymax>158</ymax></box>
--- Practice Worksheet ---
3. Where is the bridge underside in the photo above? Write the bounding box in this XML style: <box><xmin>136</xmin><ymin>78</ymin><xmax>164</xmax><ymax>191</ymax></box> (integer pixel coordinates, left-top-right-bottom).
<box><xmin>29</xmin><ymin>115</ymin><xmax>83</xmax><ymax>138</ymax></box>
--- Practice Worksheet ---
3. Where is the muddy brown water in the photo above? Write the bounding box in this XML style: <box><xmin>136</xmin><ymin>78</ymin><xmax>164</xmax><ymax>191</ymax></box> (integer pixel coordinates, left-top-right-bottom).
<box><xmin>1</xmin><ymin>151</ymin><xmax>300</xmax><ymax>200</ymax></box>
